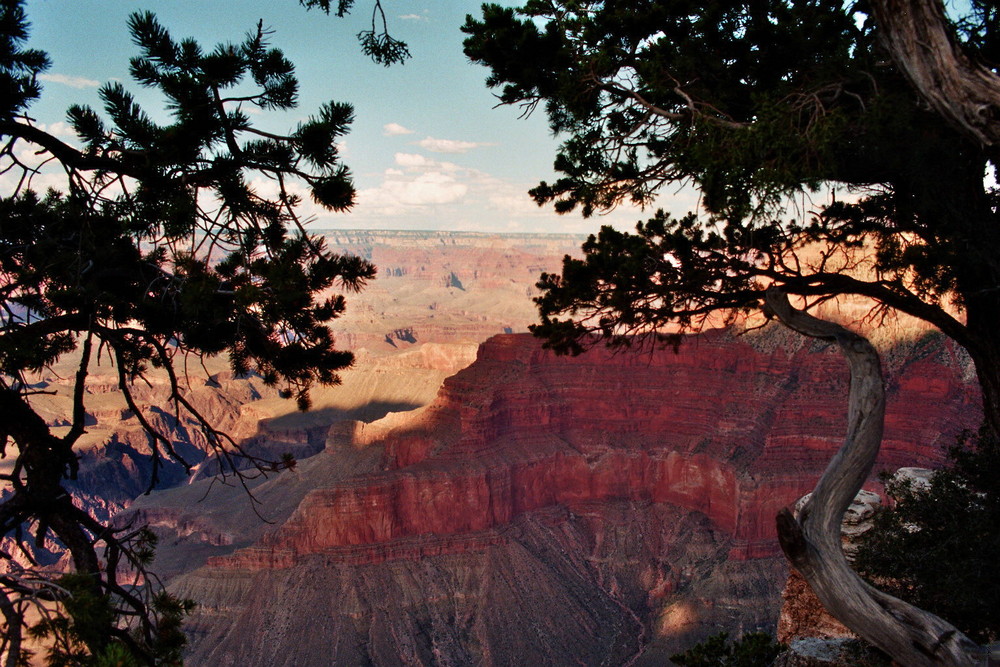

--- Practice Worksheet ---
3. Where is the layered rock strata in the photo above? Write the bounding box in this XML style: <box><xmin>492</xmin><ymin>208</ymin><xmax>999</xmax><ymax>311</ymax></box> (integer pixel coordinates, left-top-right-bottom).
<box><xmin>172</xmin><ymin>328</ymin><xmax>980</xmax><ymax>665</ymax></box>
<box><xmin>7</xmin><ymin>228</ymin><xmax>574</xmax><ymax>521</ymax></box>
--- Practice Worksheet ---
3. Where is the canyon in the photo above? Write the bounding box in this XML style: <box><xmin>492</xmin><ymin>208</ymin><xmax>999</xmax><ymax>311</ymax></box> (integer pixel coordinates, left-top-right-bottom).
<box><xmin>321</xmin><ymin>229</ymin><xmax>587</xmax><ymax>352</ymax></box>
<box><xmin>6</xmin><ymin>230</ymin><xmax>581</xmax><ymax>526</ymax></box>
<box><xmin>6</xmin><ymin>230</ymin><xmax>983</xmax><ymax>665</ymax></box>
<box><xmin>152</xmin><ymin>326</ymin><xmax>977</xmax><ymax>665</ymax></box>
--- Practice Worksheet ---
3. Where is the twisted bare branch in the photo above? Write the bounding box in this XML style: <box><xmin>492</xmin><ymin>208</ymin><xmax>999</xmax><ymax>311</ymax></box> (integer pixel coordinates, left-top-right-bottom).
<box><xmin>766</xmin><ymin>287</ymin><xmax>982</xmax><ymax>666</ymax></box>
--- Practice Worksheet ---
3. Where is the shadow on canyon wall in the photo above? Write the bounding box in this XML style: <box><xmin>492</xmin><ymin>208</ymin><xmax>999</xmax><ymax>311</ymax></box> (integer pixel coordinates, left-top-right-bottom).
<box><xmin>266</xmin><ymin>400</ymin><xmax>422</xmax><ymax>430</ymax></box>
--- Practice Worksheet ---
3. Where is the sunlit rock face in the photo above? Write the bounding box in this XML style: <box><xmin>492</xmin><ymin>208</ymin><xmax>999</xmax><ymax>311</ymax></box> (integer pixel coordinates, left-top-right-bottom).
<box><xmin>3</xmin><ymin>230</ymin><xmax>575</xmax><ymax>519</ymax></box>
<box><xmin>172</xmin><ymin>328</ymin><xmax>980</xmax><ymax>665</ymax></box>
<box><xmin>2</xmin><ymin>229</ymin><xmax>573</xmax><ymax>576</ymax></box>
<box><xmin>8</xmin><ymin>230</ymin><xmax>979</xmax><ymax>661</ymax></box>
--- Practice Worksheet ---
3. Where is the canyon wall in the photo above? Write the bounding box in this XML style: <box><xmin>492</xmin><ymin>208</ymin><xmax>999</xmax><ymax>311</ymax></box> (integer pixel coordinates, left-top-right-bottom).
<box><xmin>9</xmin><ymin>229</ymin><xmax>982</xmax><ymax>663</ymax></box>
<box><xmin>166</xmin><ymin>327</ymin><xmax>980</xmax><ymax>665</ymax></box>
<box><xmin>5</xmin><ymin>229</ymin><xmax>569</xmax><ymax>529</ymax></box>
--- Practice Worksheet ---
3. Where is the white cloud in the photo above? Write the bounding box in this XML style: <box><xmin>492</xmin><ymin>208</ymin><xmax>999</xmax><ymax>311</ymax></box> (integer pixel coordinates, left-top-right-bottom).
<box><xmin>246</xmin><ymin>177</ymin><xmax>336</xmax><ymax>222</ymax></box>
<box><xmin>288</xmin><ymin>143</ymin><xmax>685</xmax><ymax>233</ymax></box>
<box><xmin>394</xmin><ymin>152</ymin><xmax>461</xmax><ymax>173</ymax></box>
<box><xmin>38</xmin><ymin>122</ymin><xmax>78</xmax><ymax>140</ymax></box>
<box><xmin>415</xmin><ymin>136</ymin><xmax>493</xmax><ymax>154</ymax></box>
<box><xmin>390</xmin><ymin>172</ymin><xmax>467</xmax><ymax>205</ymax></box>
<box><xmin>398</xmin><ymin>11</ymin><xmax>429</xmax><ymax>21</ymax></box>
<box><xmin>40</xmin><ymin>73</ymin><xmax>100</xmax><ymax>89</ymax></box>
<box><xmin>0</xmin><ymin>168</ymin><xmax>70</xmax><ymax>197</ymax></box>
<box><xmin>348</xmin><ymin>149</ymin><xmax>570</xmax><ymax>227</ymax></box>
<box><xmin>357</xmin><ymin>170</ymin><xmax>467</xmax><ymax>214</ymax></box>
<box><xmin>394</xmin><ymin>152</ymin><xmax>430</xmax><ymax>168</ymax></box>
<box><xmin>383</xmin><ymin>122</ymin><xmax>414</xmax><ymax>136</ymax></box>
<box><xmin>487</xmin><ymin>189</ymin><xmax>545</xmax><ymax>217</ymax></box>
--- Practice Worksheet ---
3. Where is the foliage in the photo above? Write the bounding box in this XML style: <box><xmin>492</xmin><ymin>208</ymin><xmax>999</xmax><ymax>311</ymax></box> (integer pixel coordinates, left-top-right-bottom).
<box><xmin>462</xmin><ymin>1</ymin><xmax>1000</xmax><ymax>434</ymax></box>
<box><xmin>465</xmin><ymin>1</ymin><xmax>1000</xmax><ymax>661</ymax></box>
<box><xmin>0</xmin><ymin>0</ymin><xmax>377</xmax><ymax>662</ymax></box>
<box><xmin>26</xmin><ymin>573</ymin><xmax>192</xmax><ymax>667</ymax></box>
<box><xmin>299</xmin><ymin>0</ymin><xmax>410</xmax><ymax>65</ymax></box>
<box><xmin>854</xmin><ymin>432</ymin><xmax>1000</xmax><ymax>644</ymax></box>
<box><xmin>669</xmin><ymin>631</ymin><xmax>785</xmax><ymax>667</ymax></box>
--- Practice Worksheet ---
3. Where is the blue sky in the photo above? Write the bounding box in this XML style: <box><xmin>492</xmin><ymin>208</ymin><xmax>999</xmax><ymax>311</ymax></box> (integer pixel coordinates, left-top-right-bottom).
<box><xmin>17</xmin><ymin>0</ymin><xmax>691</xmax><ymax>234</ymax></box>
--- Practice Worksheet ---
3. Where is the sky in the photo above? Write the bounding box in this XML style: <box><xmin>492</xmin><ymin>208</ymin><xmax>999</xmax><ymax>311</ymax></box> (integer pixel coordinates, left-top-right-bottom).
<box><xmin>16</xmin><ymin>0</ymin><xmax>699</xmax><ymax>235</ymax></box>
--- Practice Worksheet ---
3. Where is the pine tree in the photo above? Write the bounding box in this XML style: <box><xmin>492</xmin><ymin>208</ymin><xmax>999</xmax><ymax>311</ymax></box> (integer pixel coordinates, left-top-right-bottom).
<box><xmin>0</xmin><ymin>1</ymin><xmax>377</xmax><ymax>662</ymax></box>
<box><xmin>854</xmin><ymin>433</ymin><xmax>1000</xmax><ymax>644</ymax></box>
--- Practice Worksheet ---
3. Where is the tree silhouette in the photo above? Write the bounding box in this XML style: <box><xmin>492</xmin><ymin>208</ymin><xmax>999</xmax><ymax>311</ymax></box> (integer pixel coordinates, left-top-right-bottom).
<box><xmin>0</xmin><ymin>1</ymin><xmax>375</xmax><ymax>662</ymax></box>
<box><xmin>463</xmin><ymin>0</ymin><xmax>1000</xmax><ymax>435</ymax></box>
<box><xmin>465</xmin><ymin>1</ymin><xmax>998</xmax><ymax>663</ymax></box>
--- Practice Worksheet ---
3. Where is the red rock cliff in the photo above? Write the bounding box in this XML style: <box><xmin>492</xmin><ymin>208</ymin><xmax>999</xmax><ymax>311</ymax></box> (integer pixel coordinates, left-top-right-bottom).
<box><xmin>177</xmin><ymin>327</ymin><xmax>979</xmax><ymax>666</ymax></box>
<box><xmin>210</xmin><ymin>328</ymin><xmax>979</xmax><ymax>571</ymax></box>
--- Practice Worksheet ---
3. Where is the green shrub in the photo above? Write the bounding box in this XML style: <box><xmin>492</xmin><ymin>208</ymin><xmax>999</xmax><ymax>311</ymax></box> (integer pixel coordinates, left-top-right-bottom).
<box><xmin>854</xmin><ymin>432</ymin><xmax>1000</xmax><ymax>643</ymax></box>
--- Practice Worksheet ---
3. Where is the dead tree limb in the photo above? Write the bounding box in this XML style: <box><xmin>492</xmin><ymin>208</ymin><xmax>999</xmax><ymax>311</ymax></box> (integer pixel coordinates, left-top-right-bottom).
<box><xmin>765</xmin><ymin>287</ymin><xmax>982</xmax><ymax>666</ymax></box>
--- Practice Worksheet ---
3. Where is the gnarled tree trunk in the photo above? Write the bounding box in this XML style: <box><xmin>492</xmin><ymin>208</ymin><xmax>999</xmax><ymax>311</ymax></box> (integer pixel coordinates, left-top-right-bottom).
<box><xmin>766</xmin><ymin>288</ymin><xmax>983</xmax><ymax>667</ymax></box>
<box><xmin>870</xmin><ymin>0</ymin><xmax>1000</xmax><ymax>148</ymax></box>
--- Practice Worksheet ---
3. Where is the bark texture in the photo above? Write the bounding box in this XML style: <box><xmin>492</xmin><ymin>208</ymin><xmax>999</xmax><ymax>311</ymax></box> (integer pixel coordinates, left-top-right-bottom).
<box><xmin>766</xmin><ymin>288</ymin><xmax>982</xmax><ymax>667</ymax></box>
<box><xmin>871</xmin><ymin>0</ymin><xmax>1000</xmax><ymax>148</ymax></box>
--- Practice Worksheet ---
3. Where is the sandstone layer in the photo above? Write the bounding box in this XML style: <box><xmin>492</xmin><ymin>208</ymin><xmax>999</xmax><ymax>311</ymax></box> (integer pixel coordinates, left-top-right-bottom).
<box><xmin>169</xmin><ymin>327</ymin><xmax>980</xmax><ymax>665</ymax></box>
<box><xmin>3</xmin><ymin>230</ymin><xmax>572</xmax><ymax>582</ymax></box>
<box><xmin>7</xmin><ymin>229</ymin><xmax>982</xmax><ymax>663</ymax></box>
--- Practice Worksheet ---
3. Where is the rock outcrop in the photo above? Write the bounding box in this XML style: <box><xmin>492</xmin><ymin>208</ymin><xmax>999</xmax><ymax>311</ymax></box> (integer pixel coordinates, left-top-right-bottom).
<box><xmin>167</xmin><ymin>328</ymin><xmax>980</xmax><ymax>665</ymax></box>
<box><xmin>775</xmin><ymin>466</ymin><xmax>948</xmax><ymax>655</ymax></box>
<box><xmin>3</xmin><ymin>229</ymin><xmax>567</xmax><ymax>579</ymax></box>
<box><xmin>11</xmin><ymin>229</ymin><xmax>982</xmax><ymax>664</ymax></box>
<box><xmin>6</xmin><ymin>340</ymin><xmax>477</xmax><ymax>534</ymax></box>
